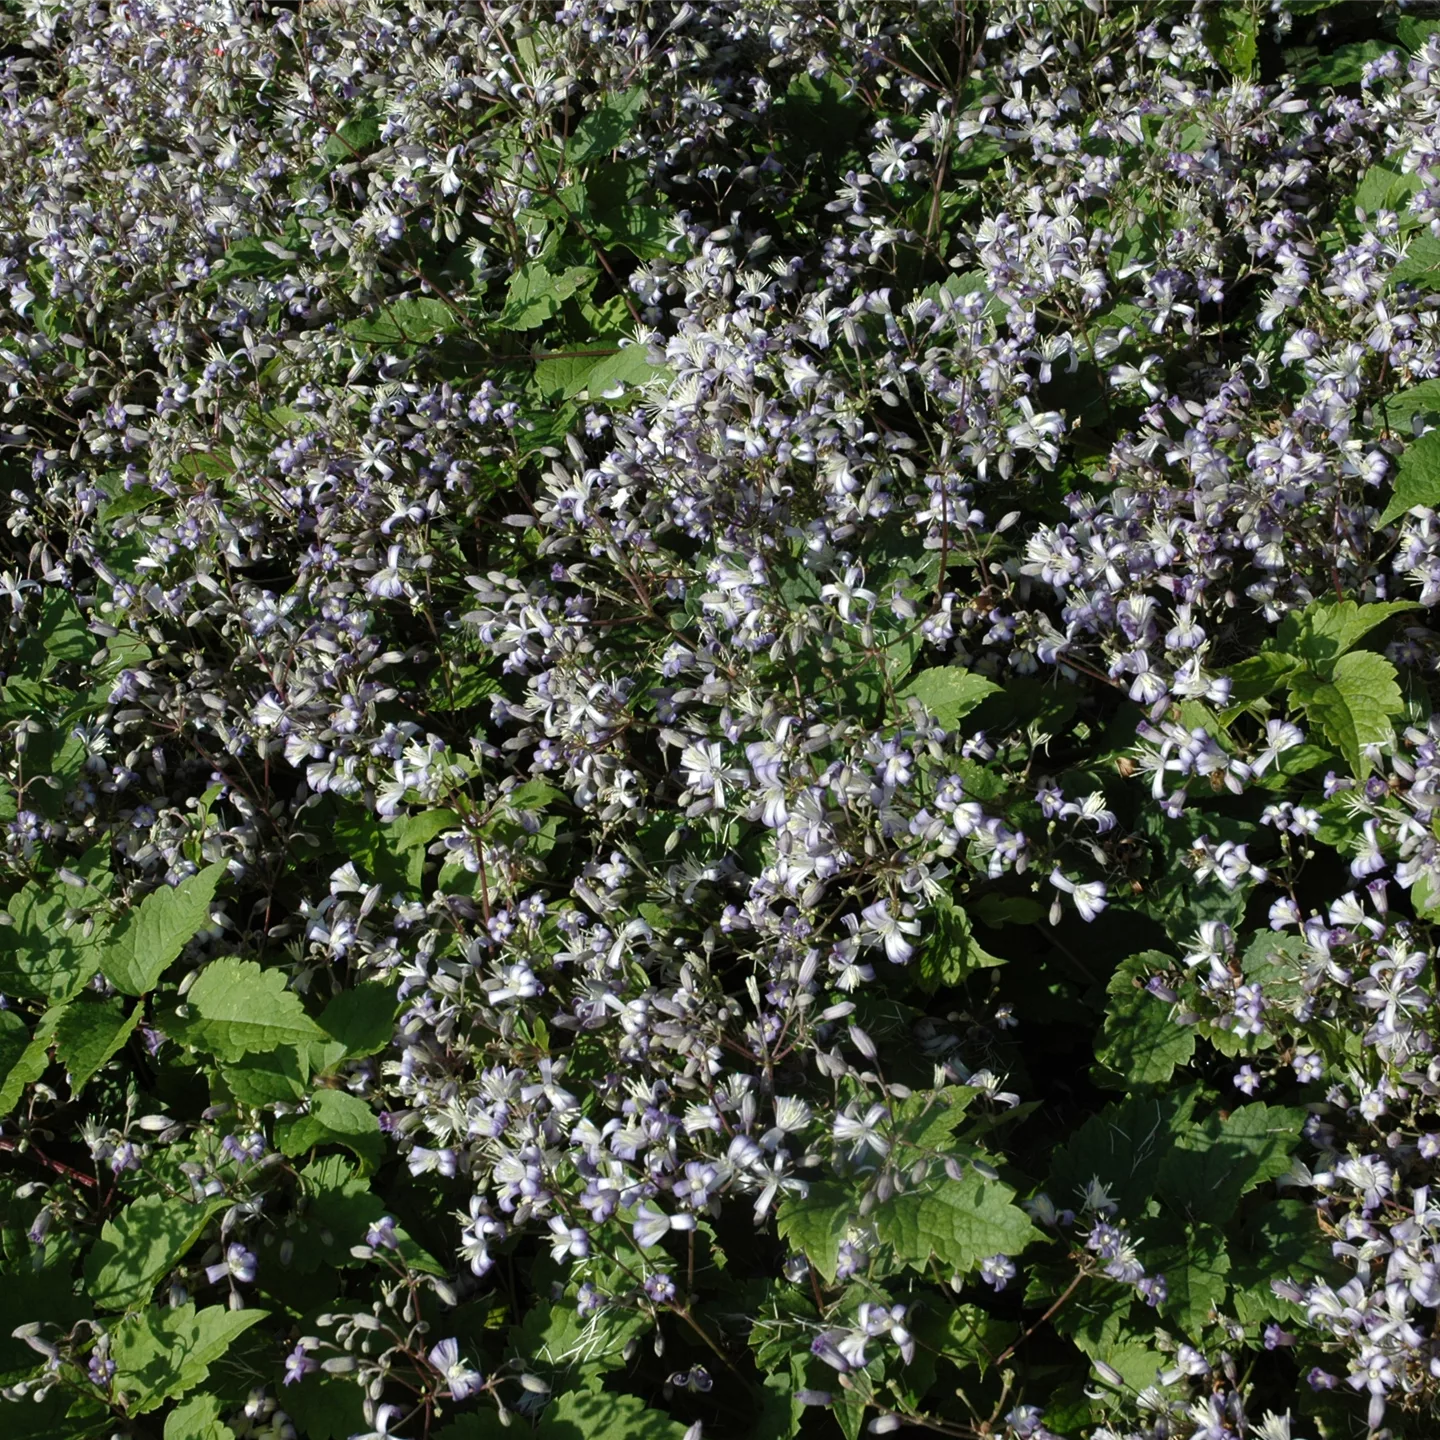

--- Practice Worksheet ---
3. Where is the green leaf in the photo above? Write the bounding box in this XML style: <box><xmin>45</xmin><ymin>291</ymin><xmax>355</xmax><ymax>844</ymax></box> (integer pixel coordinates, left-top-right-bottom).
<box><xmin>535</xmin><ymin>1387</ymin><xmax>688</xmax><ymax>1440</ymax></box>
<box><xmin>286</xmin><ymin>1155</ymin><xmax>440</xmax><ymax>1275</ymax></box>
<box><xmin>1222</xmin><ymin>651</ymin><xmax>1299</xmax><ymax>707</ymax></box>
<box><xmin>323</xmin><ymin>110</ymin><xmax>381</xmax><ymax>162</ymax></box>
<box><xmin>220</xmin><ymin>1046</ymin><xmax>308</xmax><ymax>1106</ymax></box>
<box><xmin>275</xmin><ymin>1377</ymin><xmax>367</xmax><ymax>1440</ymax></box>
<box><xmin>510</xmin><ymin>1299</ymin><xmax>651</xmax><ymax>1379</ymax></box>
<box><xmin>1382</xmin><ymin>377</ymin><xmax>1440</xmax><ymax>434</ymax></box>
<box><xmin>110</xmin><ymin>1303</ymin><xmax>267</xmax><ymax>1412</ymax></box>
<box><xmin>1399</xmin><ymin>16</ymin><xmax>1440</xmax><ymax>51</ymax></box>
<box><xmin>916</xmin><ymin>892</ymin><xmax>1004</xmax><ymax>992</ymax></box>
<box><xmin>1095</xmin><ymin>952</ymin><xmax>1194</xmax><ymax>1088</ymax></box>
<box><xmin>316</xmin><ymin>982</ymin><xmax>397</xmax><ymax>1060</ymax></box>
<box><xmin>894</xmin><ymin>1085</ymin><xmax>978</xmax><ymax>1152</ymax></box>
<box><xmin>53</xmin><ymin>996</ymin><xmax>142</xmax><ymax>1095</ymax></box>
<box><xmin>1391</xmin><ymin>233</ymin><xmax>1440</xmax><ymax>289</ymax></box>
<box><xmin>776</xmin><ymin>1180</ymin><xmax>854</xmax><ymax>1283</ymax></box>
<box><xmin>0</xmin><ymin>880</ymin><xmax>108</xmax><ymax>1002</ymax></box>
<box><xmin>589</xmin><ymin>203</ymin><xmax>671</xmax><ymax>259</ymax></box>
<box><xmin>1288</xmin><ymin>650</ymin><xmax>1404</xmax><ymax>777</ymax></box>
<box><xmin>531</xmin><ymin>347</ymin><xmax>623</xmax><ymax>403</ymax></box>
<box><xmin>0</xmin><ymin>1008</ymin><xmax>31</xmax><ymax>1099</ymax></box>
<box><xmin>1353</xmin><ymin>158</ymin><xmax>1422</xmax><ymax>220</ymax></box>
<box><xmin>1277</xmin><ymin>597</ymin><xmax>1419</xmax><ymax>665</ymax></box>
<box><xmin>919</xmin><ymin>1303</ymin><xmax>1017</xmax><ymax>1371</ymax></box>
<box><xmin>1229</xmin><ymin>1200</ymin><xmax>1337</xmax><ymax>1328</ymax></box>
<box><xmin>0</xmin><ymin>1009</ymin><xmax>57</xmax><ymax>1114</ymax></box>
<box><xmin>1204</xmin><ymin>5</ymin><xmax>1257</xmax><ymax>77</ymax></box>
<box><xmin>566</xmin><ymin>86</ymin><xmax>648</xmax><ymax>165</ymax></box>
<box><xmin>346</xmin><ymin>296</ymin><xmax>462</xmax><ymax>346</ymax></box>
<box><xmin>275</xmin><ymin>1088</ymin><xmax>383</xmax><ymax>1173</ymax></box>
<box><xmin>84</xmin><ymin>1194</ymin><xmax>229</xmax><ymax>1311</ymax></box>
<box><xmin>19</xmin><ymin>591</ymin><xmax>95</xmax><ymax>672</ymax></box>
<box><xmin>896</xmin><ymin>667</ymin><xmax>1001</xmax><ymax>729</ymax></box>
<box><xmin>1149</xmin><ymin>1223</ymin><xmax>1229</xmax><ymax>1333</ymax></box>
<box><xmin>161</xmin><ymin>956</ymin><xmax>328</xmax><ymax>1062</ymax></box>
<box><xmin>969</xmin><ymin>894</ymin><xmax>1044</xmax><ymax>927</ymax></box>
<box><xmin>500</xmin><ymin>261</ymin><xmax>596</xmax><ymax>330</ymax></box>
<box><xmin>1157</xmin><ymin>1103</ymin><xmax>1306</xmax><ymax>1225</ymax></box>
<box><xmin>433</xmin><ymin>1415</ymin><xmax>514</xmax><ymax>1440</ymax></box>
<box><xmin>1297</xmin><ymin>39</ymin><xmax>1390</xmax><ymax>87</ymax></box>
<box><xmin>874</xmin><ymin>1175</ymin><xmax>1040</xmax><ymax>1277</ymax></box>
<box><xmin>102</xmin><ymin>862</ymin><xmax>226</xmax><ymax>996</ymax></box>
<box><xmin>577</xmin><ymin>342</ymin><xmax>668</xmax><ymax>400</ymax></box>
<box><xmin>1380</xmin><ymin>428</ymin><xmax>1440</xmax><ymax>525</ymax></box>
<box><xmin>332</xmin><ymin>804</ymin><xmax>456</xmax><ymax>893</ymax></box>
<box><xmin>164</xmin><ymin>1392</ymin><xmax>235</xmax><ymax>1440</ymax></box>
<box><xmin>1050</xmin><ymin>1087</ymin><xmax>1199</xmax><ymax>1217</ymax></box>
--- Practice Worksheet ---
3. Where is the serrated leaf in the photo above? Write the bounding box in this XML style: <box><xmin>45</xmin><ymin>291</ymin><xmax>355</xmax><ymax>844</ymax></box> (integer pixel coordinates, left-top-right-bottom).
<box><xmin>275</xmin><ymin>1087</ymin><xmax>383</xmax><ymax>1173</ymax></box>
<box><xmin>920</xmin><ymin>1303</ymin><xmax>1017</xmax><ymax>1371</ymax></box>
<box><xmin>511</xmin><ymin>1299</ymin><xmax>650</xmax><ymax>1379</ymax></box>
<box><xmin>1222</xmin><ymin>652</ymin><xmax>1298</xmax><ymax>707</ymax></box>
<box><xmin>53</xmin><ymin>995</ymin><xmax>142</xmax><ymax>1095</ymax></box>
<box><xmin>1399</xmin><ymin>16</ymin><xmax>1440</xmax><ymax>51</ymax></box>
<box><xmin>1297</xmin><ymin>39</ymin><xmax>1390</xmax><ymax>87</ymax></box>
<box><xmin>20</xmin><ymin>591</ymin><xmax>95</xmax><ymax>672</ymax></box>
<box><xmin>1382</xmin><ymin>377</ymin><xmax>1440</xmax><ymax>434</ymax></box>
<box><xmin>776</xmin><ymin>1180</ymin><xmax>854</xmax><ymax>1282</ymax></box>
<box><xmin>164</xmin><ymin>1391</ymin><xmax>235</xmax><ymax>1440</ymax></box>
<box><xmin>589</xmin><ymin>203</ymin><xmax>670</xmax><ymax>259</ymax></box>
<box><xmin>102</xmin><ymin>862</ymin><xmax>226</xmax><ymax>996</ymax></box>
<box><xmin>0</xmin><ymin>880</ymin><xmax>108</xmax><ymax>1002</ymax></box>
<box><xmin>1230</xmin><ymin>1198</ymin><xmax>1337</xmax><ymax>1328</ymax></box>
<box><xmin>1380</xmin><ymin>428</ymin><xmax>1440</xmax><ymax>525</ymax></box>
<box><xmin>531</xmin><ymin>347</ymin><xmax>621</xmax><ymax>403</ymax></box>
<box><xmin>500</xmin><ymin>261</ymin><xmax>596</xmax><ymax>330</ymax></box>
<box><xmin>84</xmin><ymin>1194</ymin><xmax>229</xmax><ymax>1311</ymax></box>
<box><xmin>566</xmin><ymin>86</ymin><xmax>648</xmax><ymax>166</ymax></box>
<box><xmin>1288</xmin><ymin>650</ymin><xmax>1404</xmax><ymax>777</ymax></box>
<box><xmin>1204</xmin><ymin>5</ymin><xmax>1257</xmax><ymax>77</ymax></box>
<box><xmin>1050</xmin><ymin>1087</ymin><xmax>1199</xmax><ymax>1217</ymax></box>
<box><xmin>323</xmin><ymin>110</ymin><xmax>381</xmax><ymax>162</ymax></box>
<box><xmin>275</xmin><ymin>1376</ymin><xmax>367</xmax><ymax>1440</ymax></box>
<box><xmin>897</xmin><ymin>666</ymin><xmax>1001</xmax><ymax>728</ymax></box>
<box><xmin>1095</xmin><ymin>952</ymin><xmax>1194</xmax><ymax>1088</ymax></box>
<box><xmin>161</xmin><ymin>957</ymin><xmax>327</xmax><ymax>1062</ymax></box>
<box><xmin>579</xmin><ymin>342</ymin><xmax>668</xmax><ymax>400</ymax></box>
<box><xmin>1353</xmin><ymin>158</ymin><xmax>1422</xmax><ymax>220</ymax></box>
<box><xmin>111</xmin><ymin>1303</ymin><xmax>267</xmax><ymax>1412</ymax></box>
<box><xmin>220</xmin><ymin>1046</ymin><xmax>307</xmax><ymax>1106</ymax></box>
<box><xmin>1391</xmin><ymin>233</ymin><xmax>1440</xmax><ymax>289</ymax></box>
<box><xmin>1148</xmin><ymin>1222</ymin><xmax>1229</xmax><ymax>1333</ymax></box>
<box><xmin>1157</xmin><ymin>1103</ymin><xmax>1306</xmax><ymax>1225</ymax></box>
<box><xmin>1277</xmin><ymin>597</ymin><xmax>1419</xmax><ymax>664</ymax></box>
<box><xmin>893</xmin><ymin>1085</ymin><xmax>977</xmax><ymax>1152</ymax></box>
<box><xmin>536</xmin><ymin>1386</ymin><xmax>687</xmax><ymax>1440</ymax></box>
<box><xmin>916</xmin><ymin>892</ymin><xmax>1004</xmax><ymax>992</ymax></box>
<box><xmin>286</xmin><ymin>1155</ymin><xmax>440</xmax><ymax>1275</ymax></box>
<box><xmin>0</xmin><ymin>1010</ymin><xmax>46</xmax><ymax>1117</ymax></box>
<box><xmin>874</xmin><ymin>1176</ymin><xmax>1040</xmax><ymax>1276</ymax></box>
<box><xmin>316</xmin><ymin>982</ymin><xmax>396</xmax><ymax>1060</ymax></box>
<box><xmin>346</xmin><ymin>296</ymin><xmax>461</xmax><ymax>346</ymax></box>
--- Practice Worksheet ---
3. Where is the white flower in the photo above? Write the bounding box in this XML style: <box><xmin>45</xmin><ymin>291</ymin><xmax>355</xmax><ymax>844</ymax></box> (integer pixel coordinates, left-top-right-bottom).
<box><xmin>428</xmin><ymin>1338</ymin><xmax>484</xmax><ymax>1400</ymax></box>
<box><xmin>1048</xmin><ymin>868</ymin><xmax>1107</xmax><ymax>922</ymax></box>
<box><xmin>833</xmin><ymin>1102</ymin><xmax>890</xmax><ymax>1160</ymax></box>
<box><xmin>858</xmin><ymin>900</ymin><xmax>920</xmax><ymax>963</ymax></box>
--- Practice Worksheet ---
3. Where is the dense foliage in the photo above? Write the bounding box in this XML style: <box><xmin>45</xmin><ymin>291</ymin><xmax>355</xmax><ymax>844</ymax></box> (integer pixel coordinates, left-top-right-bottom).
<box><xmin>10</xmin><ymin>2</ymin><xmax>1440</xmax><ymax>1438</ymax></box>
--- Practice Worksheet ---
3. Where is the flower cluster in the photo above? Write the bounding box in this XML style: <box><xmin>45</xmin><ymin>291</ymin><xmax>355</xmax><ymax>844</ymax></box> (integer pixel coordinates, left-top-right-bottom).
<box><xmin>6</xmin><ymin>3</ymin><xmax>1440</xmax><ymax>1440</ymax></box>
